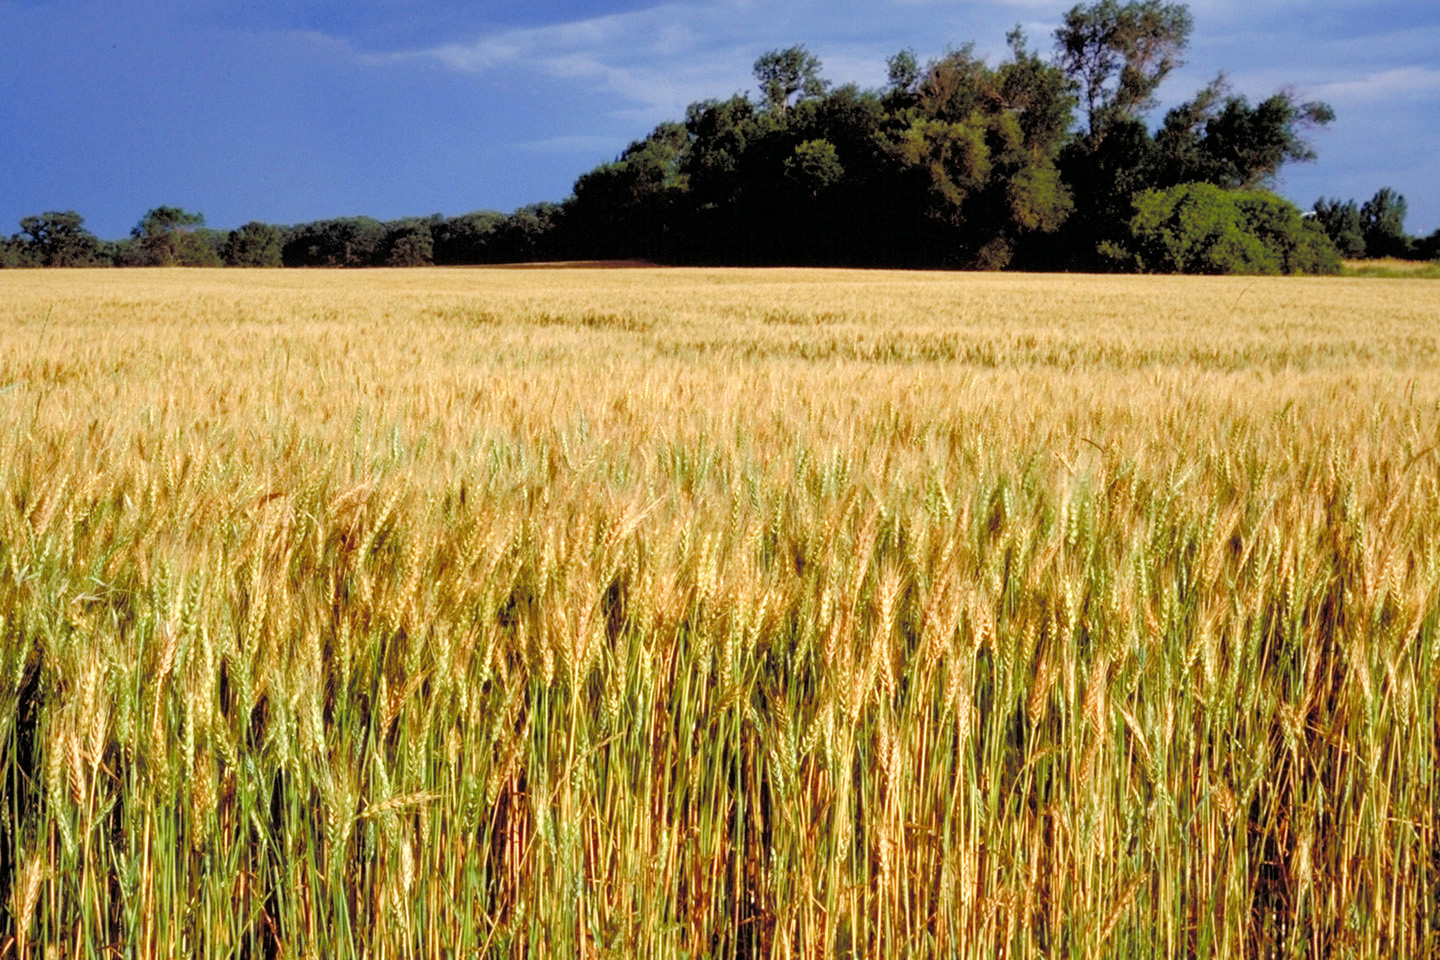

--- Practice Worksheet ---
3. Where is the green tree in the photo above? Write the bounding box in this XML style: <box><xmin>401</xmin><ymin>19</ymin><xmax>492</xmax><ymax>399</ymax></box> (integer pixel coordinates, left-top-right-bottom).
<box><xmin>16</xmin><ymin>211</ymin><xmax>103</xmax><ymax>266</ymax></box>
<box><xmin>885</xmin><ymin>35</ymin><xmax>1076</xmax><ymax>267</ymax></box>
<box><xmin>754</xmin><ymin>46</ymin><xmax>828</xmax><ymax>115</ymax></box>
<box><xmin>573</xmin><ymin>124</ymin><xmax>688</xmax><ymax>211</ymax></box>
<box><xmin>1116</xmin><ymin>182</ymin><xmax>1338</xmax><ymax>274</ymax></box>
<box><xmin>1120</xmin><ymin>183</ymin><xmax>1272</xmax><ymax>272</ymax></box>
<box><xmin>885</xmin><ymin>49</ymin><xmax>921</xmax><ymax>101</ymax></box>
<box><xmin>1311</xmin><ymin>198</ymin><xmax>1366</xmax><ymax>258</ymax></box>
<box><xmin>1</xmin><ymin>237</ymin><xmax>34</xmax><ymax>268</ymax></box>
<box><xmin>381</xmin><ymin>220</ymin><xmax>435</xmax><ymax>267</ymax></box>
<box><xmin>1154</xmin><ymin>78</ymin><xmax>1333</xmax><ymax>189</ymax></box>
<box><xmin>683</xmin><ymin>96</ymin><xmax>760</xmax><ymax>206</ymax></box>
<box><xmin>432</xmin><ymin>211</ymin><xmax>506</xmax><ymax>264</ymax></box>
<box><xmin>281</xmin><ymin>217</ymin><xmax>387</xmax><ymax>267</ymax></box>
<box><xmin>567</xmin><ymin>123</ymin><xmax>691</xmax><ymax>260</ymax></box>
<box><xmin>784</xmin><ymin>139</ymin><xmax>845</xmax><ymax>196</ymax></box>
<box><xmin>221</xmin><ymin>221</ymin><xmax>284</xmax><ymax>267</ymax></box>
<box><xmin>1235</xmin><ymin>191</ymin><xmax>1342</xmax><ymax>275</ymax></box>
<box><xmin>1360</xmin><ymin>187</ymin><xmax>1413</xmax><ymax>259</ymax></box>
<box><xmin>132</xmin><ymin>206</ymin><xmax>219</xmax><ymax>266</ymax></box>
<box><xmin>1055</xmin><ymin>0</ymin><xmax>1193</xmax><ymax>139</ymax></box>
<box><xmin>493</xmin><ymin>204</ymin><xmax>562</xmax><ymax>262</ymax></box>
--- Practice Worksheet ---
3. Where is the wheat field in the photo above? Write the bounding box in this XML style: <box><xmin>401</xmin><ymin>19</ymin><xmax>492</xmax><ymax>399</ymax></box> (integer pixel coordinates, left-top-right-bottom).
<box><xmin>0</xmin><ymin>267</ymin><xmax>1437</xmax><ymax>958</ymax></box>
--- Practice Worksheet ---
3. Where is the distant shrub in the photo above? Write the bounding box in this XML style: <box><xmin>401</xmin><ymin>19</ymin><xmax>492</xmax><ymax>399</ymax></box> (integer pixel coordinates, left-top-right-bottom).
<box><xmin>0</xmin><ymin>239</ymin><xmax>33</xmax><ymax>268</ymax></box>
<box><xmin>1114</xmin><ymin>183</ymin><xmax>1340</xmax><ymax>275</ymax></box>
<box><xmin>222</xmin><ymin>221</ymin><xmax>284</xmax><ymax>267</ymax></box>
<box><xmin>432</xmin><ymin>211</ymin><xmax>506</xmax><ymax>264</ymax></box>
<box><xmin>281</xmin><ymin>218</ymin><xmax>388</xmax><ymax>267</ymax></box>
<box><xmin>1417</xmin><ymin>228</ymin><xmax>1440</xmax><ymax>263</ymax></box>
<box><xmin>381</xmin><ymin>221</ymin><xmax>435</xmax><ymax>267</ymax></box>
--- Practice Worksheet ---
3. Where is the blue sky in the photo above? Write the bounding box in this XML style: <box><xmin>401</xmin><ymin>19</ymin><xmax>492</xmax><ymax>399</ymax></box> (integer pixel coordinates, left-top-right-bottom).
<box><xmin>2</xmin><ymin>0</ymin><xmax>1437</xmax><ymax>240</ymax></box>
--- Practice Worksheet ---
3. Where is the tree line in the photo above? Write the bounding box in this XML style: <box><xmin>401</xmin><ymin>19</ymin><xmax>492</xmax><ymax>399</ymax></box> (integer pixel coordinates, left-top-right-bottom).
<box><xmin>0</xmin><ymin>205</ymin><xmax>562</xmax><ymax>269</ymax></box>
<box><xmin>5</xmin><ymin>1</ymin><xmax>1438</xmax><ymax>274</ymax></box>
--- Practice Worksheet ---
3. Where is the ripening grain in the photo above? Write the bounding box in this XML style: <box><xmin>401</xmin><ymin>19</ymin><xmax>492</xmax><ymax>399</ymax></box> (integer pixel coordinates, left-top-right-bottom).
<box><xmin>0</xmin><ymin>267</ymin><xmax>1437</xmax><ymax>958</ymax></box>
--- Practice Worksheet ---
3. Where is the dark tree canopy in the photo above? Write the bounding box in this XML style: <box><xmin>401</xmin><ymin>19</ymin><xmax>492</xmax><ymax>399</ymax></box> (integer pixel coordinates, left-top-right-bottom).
<box><xmin>1154</xmin><ymin>79</ymin><xmax>1334</xmax><ymax>189</ymax></box>
<box><xmin>1311</xmin><ymin>188</ymin><xmax>1421</xmax><ymax>260</ymax></box>
<box><xmin>381</xmin><ymin>219</ymin><xmax>437</xmax><ymax>267</ymax></box>
<box><xmin>222</xmin><ymin>221</ymin><xmax>284</xmax><ymax>267</ymax></box>
<box><xmin>282</xmin><ymin>217</ymin><xmax>387</xmax><ymax>267</ymax></box>
<box><xmin>1417</xmin><ymin>228</ymin><xmax>1440</xmax><ymax>262</ymax></box>
<box><xmin>1361</xmin><ymin>187</ymin><xmax>1413</xmax><ymax>259</ymax></box>
<box><xmin>1312</xmin><ymin>198</ymin><xmax>1366</xmax><ymax>258</ymax></box>
<box><xmin>432</xmin><ymin>211</ymin><xmax>506</xmax><ymax>264</ymax></box>
<box><xmin>16</xmin><ymin>211</ymin><xmax>102</xmax><ymax>266</ymax></box>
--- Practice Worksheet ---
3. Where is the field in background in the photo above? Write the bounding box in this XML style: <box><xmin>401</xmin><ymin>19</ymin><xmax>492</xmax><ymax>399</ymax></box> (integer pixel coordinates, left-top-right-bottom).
<box><xmin>1</xmin><ymin>268</ymin><xmax>1437</xmax><ymax>958</ymax></box>
<box><xmin>1342</xmin><ymin>258</ymin><xmax>1440</xmax><ymax>279</ymax></box>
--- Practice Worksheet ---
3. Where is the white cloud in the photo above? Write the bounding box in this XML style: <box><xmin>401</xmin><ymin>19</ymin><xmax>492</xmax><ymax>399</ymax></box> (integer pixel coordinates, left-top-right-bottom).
<box><xmin>379</xmin><ymin>4</ymin><xmax>760</xmax><ymax>118</ymax></box>
<box><xmin>364</xmin><ymin>0</ymin><xmax>1053</xmax><ymax>121</ymax></box>
<box><xmin>1311</xmin><ymin>66</ymin><xmax>1440</xmax><ymax>106</ymax></box>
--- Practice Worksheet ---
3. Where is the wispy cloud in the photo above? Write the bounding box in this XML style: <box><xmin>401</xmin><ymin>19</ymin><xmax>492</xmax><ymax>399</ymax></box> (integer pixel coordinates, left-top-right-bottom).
<box><xmin>360</xmin><ymin>0</ymin><xmax>1048</xmax><ymax>122</ymax></box>
<box><xmin>372</xmin><ymin>4</ymin><xmax>762</xmax><ymax>119</ymax></box>
<box><xmin>1311</xmin><ymin>66</ymin><xmax>1440</xmax><ymax>106</ymax></box>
